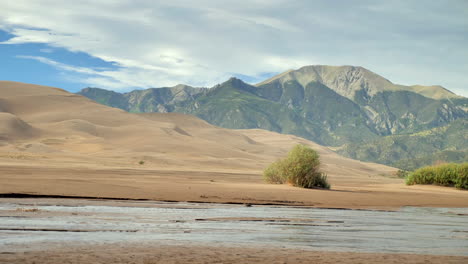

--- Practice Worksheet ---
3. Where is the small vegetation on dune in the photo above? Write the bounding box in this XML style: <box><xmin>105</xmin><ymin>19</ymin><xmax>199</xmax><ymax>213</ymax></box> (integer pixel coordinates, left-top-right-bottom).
<box><xmin>16</xmin><ymin>208</ymin><xmax>40</xmax><ymax>212</ymax></box>
<box><xmin>264</xmin><ymin>145</ymin><xmax>330</xmax><ymax>189</ymax></box>
<box><xmin>406</xmin><ymin>162</ymin><xmax>468</xmax><ymax>189</ymax></box>
<box><xmin>395</xmin><ymin>169</ymin><xmax>409</xmax><ymax>178</ymax></box>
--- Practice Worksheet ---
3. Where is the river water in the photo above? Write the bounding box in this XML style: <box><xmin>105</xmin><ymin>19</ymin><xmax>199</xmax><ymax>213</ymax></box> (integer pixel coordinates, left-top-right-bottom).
<box><xmin>0</xmin><ymin>198</ymin><xmax>467</xmax><ymax>256</ymax></box>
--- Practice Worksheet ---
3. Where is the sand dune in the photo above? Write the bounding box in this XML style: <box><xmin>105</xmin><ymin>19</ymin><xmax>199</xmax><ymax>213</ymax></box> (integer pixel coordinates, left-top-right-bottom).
<box><xmin>0</xmin><ymin>80</ymin><xmax>467</xmax><ymax>209</ymax></box>
<box><xmin>0</xmin><ymin>112</ymin><xmax>38</xmax><ymax>140</ymax></box>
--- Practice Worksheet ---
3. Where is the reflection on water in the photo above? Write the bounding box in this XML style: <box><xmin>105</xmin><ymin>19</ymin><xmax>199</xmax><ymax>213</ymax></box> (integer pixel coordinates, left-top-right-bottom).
<box><xmin>0</xmin><ymin>199</ymin><xmax>467</xmax><ymax>256</ymax></box>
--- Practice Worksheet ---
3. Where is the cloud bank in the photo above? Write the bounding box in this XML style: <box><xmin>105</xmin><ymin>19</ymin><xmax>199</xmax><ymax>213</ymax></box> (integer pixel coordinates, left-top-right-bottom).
<box><xmin>0</xmin><ymin>0</ymin><xmax>467</xmax><ymax>95</ymax></box>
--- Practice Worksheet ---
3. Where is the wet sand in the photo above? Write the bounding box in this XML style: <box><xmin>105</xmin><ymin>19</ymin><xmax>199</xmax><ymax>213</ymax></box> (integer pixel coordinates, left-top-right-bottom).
<box><xmin>2</xmin><ymin>243</ymin><xmax>467</xmax><ymax>264</ymax></box>
<box><xmin>1</xmin><ymin>198</ymin><xmax>467</xmax><ymax>264</ymax></box>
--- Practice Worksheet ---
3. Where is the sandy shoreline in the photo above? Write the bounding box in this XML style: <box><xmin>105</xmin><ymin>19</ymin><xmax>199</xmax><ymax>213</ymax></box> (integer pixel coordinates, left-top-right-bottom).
<box><xmin>2</xmin><ymin>243</ymin><xmax>467</xmax><ymax>264</ymax></box>
<box><xmin>2</xmin><ymin>198</ymin><xmax>467</xmax><ymax>263</ymax></box>
<box><xmin>1</xmin><ymin>164</ymin><xmax>467</xmax><ymax>210</ymax></box>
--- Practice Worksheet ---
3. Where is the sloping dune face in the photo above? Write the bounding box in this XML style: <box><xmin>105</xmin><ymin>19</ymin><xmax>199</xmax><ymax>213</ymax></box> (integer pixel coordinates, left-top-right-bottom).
<box><xmin>0</xmin><ymin>81</ymin><xmax>268</xmax><ymax>168</ymax></box>
<box><xmin>141</xmin><ymin>112</ymin><xmax>397</xmax><ymax>184</ymax></box>
<box><xmin>0</xmin><ymin>112</ymin><xmax>37</xmax><ymax>140</ymax></box>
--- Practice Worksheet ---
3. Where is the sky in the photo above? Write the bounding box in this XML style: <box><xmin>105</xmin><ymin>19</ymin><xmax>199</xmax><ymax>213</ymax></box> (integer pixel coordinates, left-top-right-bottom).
<box><xmin>0</xmin><ymin>0</ymin><xmax>467</xmax><ymax>96</ymax></box>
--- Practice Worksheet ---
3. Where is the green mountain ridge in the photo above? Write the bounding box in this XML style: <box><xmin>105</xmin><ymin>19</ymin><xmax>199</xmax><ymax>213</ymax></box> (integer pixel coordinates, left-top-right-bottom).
<box><xmin>78</xmin><ymin>65</ymin><xmax>468</xmax><ymax>169</ymax></box>
<box><xmin>338</xmin><ymin>119</ymin><xmax>468</xmax><ymax>170</ymax></box>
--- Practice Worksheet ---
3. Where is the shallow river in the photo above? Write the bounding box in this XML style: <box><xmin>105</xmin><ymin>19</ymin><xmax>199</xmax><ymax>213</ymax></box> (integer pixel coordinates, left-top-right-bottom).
<box><xmin>0</xmin><ymin>198</ymin><xmax>467</xmax><ymax>256</ymax></box>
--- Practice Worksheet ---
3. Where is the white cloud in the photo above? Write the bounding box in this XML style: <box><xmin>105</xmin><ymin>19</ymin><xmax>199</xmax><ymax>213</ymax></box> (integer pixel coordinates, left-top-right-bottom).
<box><xmin>17</xmin><ymin>55</ymin><xmax>98</xmax><ymax>75</ymax></box>
<box><xmin>0</xmin><ymin>0</ymin><xmax>467</xmax><ymax>96</ymax></box>
<box><xmin>16</xmin><ymin>55</ymin><xmax>128</xmax><ymax>89</ymax></box>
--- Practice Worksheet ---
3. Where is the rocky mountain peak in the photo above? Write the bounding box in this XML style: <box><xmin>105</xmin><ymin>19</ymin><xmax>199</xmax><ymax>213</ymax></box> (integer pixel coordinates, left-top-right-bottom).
<box><xmin>258</xmin><ymin>65</ymin><xmax>463</xmax><ymax>101</ymax></box>
<box><xmin>258</xmin><ymin>65</ymin><xmax>395</xmax><ymax>101</ymax></box>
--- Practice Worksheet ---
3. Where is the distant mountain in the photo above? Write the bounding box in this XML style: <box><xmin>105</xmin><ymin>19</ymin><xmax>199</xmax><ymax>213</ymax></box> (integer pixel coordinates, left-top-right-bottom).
<box><xmin>78</xmin><ymin>65</ymin><xmax>468</xmax><ymax>169</ymax></box>
<box><xmin>257</xmin><ymin>65</ymin><xmax>461</xmax><ymax>101</ymax></box>
<box><xmin>80</xmin><ymin>84</ymin><xmax>207</xmax><ymax>113</ymax></box>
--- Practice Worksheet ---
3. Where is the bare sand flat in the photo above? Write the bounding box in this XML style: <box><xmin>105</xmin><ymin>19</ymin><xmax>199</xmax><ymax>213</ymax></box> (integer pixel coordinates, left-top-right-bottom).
<box><xmin>2</xmin><ymin>244</ymin><xmax>467</xmax><ymax>264</ymax></box>
<box><xmin>0</xmin><ymin>80</ymin><xmax>467</xmax><ymax>209</ymax></box>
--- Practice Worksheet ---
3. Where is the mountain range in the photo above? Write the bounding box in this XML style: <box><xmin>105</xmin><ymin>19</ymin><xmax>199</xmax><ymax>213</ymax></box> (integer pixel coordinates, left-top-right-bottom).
<box><xmin>78</xmin><ymin>65</ymin><xmax>468</xmax><ymax>170</ymax></box>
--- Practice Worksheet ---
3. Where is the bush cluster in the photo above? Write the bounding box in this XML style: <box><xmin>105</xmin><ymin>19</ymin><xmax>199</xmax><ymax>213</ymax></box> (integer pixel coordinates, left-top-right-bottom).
<box><xmin>406</xmin><ymin>163</ymin><xmax>468</xmax><ymax>189</ymax></box>
<box><xmin>263</xmin><ymin>145</ymin><xmax>330</xmax><ymax>189</ymax></box>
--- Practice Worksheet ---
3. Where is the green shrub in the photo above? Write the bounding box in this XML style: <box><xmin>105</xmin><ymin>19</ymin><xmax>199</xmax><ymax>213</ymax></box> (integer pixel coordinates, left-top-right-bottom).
<box><xmin>406</xmin><ymin>163</ymin><xmax>468</xmax><ymax>189</ymax></box>
<box><xmin>455</xmin><ymin>163</ymin><xmax>468</xmax><ymax>189</ymax></box>
<box><xmin>263</xmin><ymin>159</ymin><xmax>287</xmax><ymax>184</ymax></box>
<box><xmin>434</xmin><ymin>163</ymin><xmax>458</xmax><ymax>186</ymax></box>
<box><xmin>263</xmin><ymin>145</ymin><xmax>330</xmax><ymax>189</ymax></box>
<box><xmin>139</xmin><ymin>160</ymin><xmax>145</xmax><ymax>165</ymax></box>
<box><xmin>406</xmin><ymin>166</ymin><xmax>435</xmax><ymax>185</ymax></box>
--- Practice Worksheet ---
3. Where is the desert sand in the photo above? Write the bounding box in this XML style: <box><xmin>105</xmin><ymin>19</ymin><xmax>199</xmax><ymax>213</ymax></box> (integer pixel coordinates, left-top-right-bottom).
<box><xmin>0</xmin><ymin>81</ymin><xmax>467</xmax><ymax>209</ymax></box>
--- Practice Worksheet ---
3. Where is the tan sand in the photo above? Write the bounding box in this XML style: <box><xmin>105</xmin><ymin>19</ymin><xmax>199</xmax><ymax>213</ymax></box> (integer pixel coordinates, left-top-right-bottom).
<box><xmin>0</xmin><ymin>81</ymin><xmax>467</xmax><ymax>209</ymax></box>
<box><xmin>1</xmin><ymin>243</ymin><xmax>467</xmax><ymax>264</ymax></box>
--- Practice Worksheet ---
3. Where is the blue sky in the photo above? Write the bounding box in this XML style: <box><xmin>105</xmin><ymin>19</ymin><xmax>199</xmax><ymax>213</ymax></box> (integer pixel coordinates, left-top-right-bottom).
<box><xmin>0</xmin><ymin>30</ymin><xmax>121</xmax><ymax>92</ymax></box>
<box><xmin>0</xmin><ymin>0</ymin><xmax>467</xmax><ymax>96</ymax></box>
